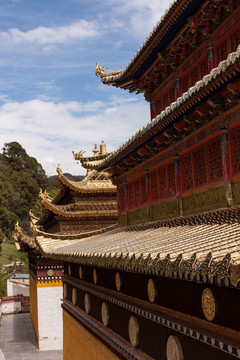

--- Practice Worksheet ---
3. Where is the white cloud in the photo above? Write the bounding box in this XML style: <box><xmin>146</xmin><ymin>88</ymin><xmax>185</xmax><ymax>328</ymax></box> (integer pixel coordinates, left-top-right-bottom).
<box><xmin>0</xmin><ymin>20</ymin><xmax>99</xmax><ymax>46</ymax></box>
<box><xmin>0</xmin><ymin>97</ymin><xmax>149</xmax><ymax>175</ymax></box>
<box><xmin>104</xmin><ymin>0</ymin><xmax>172</xmax><ymax>40</ymax></box>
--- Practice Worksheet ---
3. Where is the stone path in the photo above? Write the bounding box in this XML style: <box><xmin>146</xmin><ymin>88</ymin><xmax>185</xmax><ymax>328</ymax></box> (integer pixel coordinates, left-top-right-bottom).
<box><xmin>0</xmin><ymin>313</ymin><xmax>63</xmax><ymax>360</ymax></box>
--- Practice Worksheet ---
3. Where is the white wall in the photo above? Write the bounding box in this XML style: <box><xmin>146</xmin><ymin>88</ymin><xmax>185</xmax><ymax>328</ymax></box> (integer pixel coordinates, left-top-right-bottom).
<box><xmin>1</xmin><ymin>300</ymin><xmax>21</xmax><ymax>314</ymax></box>
<box><xmin>37</xmin><ymin>286</ymin><xmax>63</xmax><ymax>350</ymax></box>
<box><xmin>7</xmin><ymin>280</ymin><xmax>29</xmax><ymax>297</ymax></box>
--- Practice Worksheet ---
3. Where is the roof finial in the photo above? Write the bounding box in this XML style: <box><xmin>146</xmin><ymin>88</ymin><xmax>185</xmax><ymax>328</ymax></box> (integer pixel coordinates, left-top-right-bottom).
<box><xmin>56</xmin><ymin>164</ymin><xmax>63</xmax><ymax>176</ymax></box>
<box><xmin>95</xmin><ymin>63</ymin><xmax>108</xmax><ymax>77</ymax></box>
<box><xmin>99</xmin><ymin>141</ymin><xmax>107</xmax><ymax>155</ymax></box>
<box><xmin>93</xmin><ymin>144</ymin><xmax>99</xmax><ymax>157</ymax></box>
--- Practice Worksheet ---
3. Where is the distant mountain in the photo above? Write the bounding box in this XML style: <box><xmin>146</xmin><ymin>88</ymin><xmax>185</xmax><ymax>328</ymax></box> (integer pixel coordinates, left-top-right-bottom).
<box><xmin>48</xmin><ymin>174</ymin><xmax>84</xmax><ymax>183</ymax></box>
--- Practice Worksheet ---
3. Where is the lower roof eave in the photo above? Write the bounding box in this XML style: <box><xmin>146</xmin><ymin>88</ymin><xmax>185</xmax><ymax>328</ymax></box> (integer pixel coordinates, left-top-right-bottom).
<box><xmin>35</xmin><ymin>205</ymin><xmax>240</xmax><ymax>288</ymax></box>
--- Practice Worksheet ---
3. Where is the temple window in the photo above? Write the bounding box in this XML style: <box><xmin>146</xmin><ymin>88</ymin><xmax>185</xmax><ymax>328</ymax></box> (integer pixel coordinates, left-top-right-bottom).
<box><xmin>180</xmin><ymin>137</ymin><xmax>223</xmax><ymax>194</ymax></box>
<box><xmin>180</xmin><ymin>153</ymin><xmax>193</xmax><ymax>193</ymax></box>
<box><xmin>128</xmin><ymin>182</ymin><xmax>135</xmax><ymax>209</ymax></box>
<box><xmin>207</xmin><ymin>138</ymin><xmax>223</xmax><ymax>182</ymax></box>
<box><xmin>150</xmin><ymin>169</ymin><xmax>158</xmax><ymax>201</ymax></box>
<box><xmin>127</xmin><ymin>175</ymin><xmax>147</xmax><ymax>210</ymax></box>
<box><xmin>193</xmin><ymin>145</ymin><xmax>207</xmax><ymax>187</ymax></box>
<box><xmin>150</xmin><ymin>161</ymin><xmax>176</xmax><ymax>202</ymax></box>
<box><xmin>158</xmin><ymin>167</ymin><xmax>167</xmax><ymax>199</ymax></box>
<box><xmin>135</xmin><ymin>179</ymin><xmax>141</xmax><ymax>206</ymax></box>
<box><xmin>167</xmin><ymin>163</ymin><xmax>176</xmax><ymax>197</ymax></box>
<box><xmin>140</xmin><ymin>176</ymin><xmax>147</xmax><ymax>204</ymax></box>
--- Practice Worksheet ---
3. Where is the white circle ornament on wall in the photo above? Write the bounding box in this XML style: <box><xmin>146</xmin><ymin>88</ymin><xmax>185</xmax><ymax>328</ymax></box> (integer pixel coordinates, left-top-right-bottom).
<box><xmin>201</xmin><ymin>288</ymin><xmax>216</xmax><ymax>321</ymax></box>
<box><xmin>101</xmin><ymin>302</ymin><xmax>109</xmax><ymax>326</ymax></box>
<box><xmin>72</xmin><ymin>288</ymin><xmax>77</xmax><ymax>305</ymax></box>
<box><xmin>84</xmin><ymin>293</ymin><xmax>91</xmax><ymax>314</ymax></box>
<box><xmin>63</xmin><ymin>283</ymin><xmax>68</xmax><ymax>299</ymax></box>
<box><xmin>128</xmin><ymin>316</ymin><xmax>139</xmax><ymax>347</ymax></box>
<box><xmin>166</xmin><ymin>335</ymin><xmax>184</xmax><ymax>360</ymax></box>
<box><xmin>47</xmin><ymin>269</ymin><xmax>54</xmax><ymax>277</ymax></box>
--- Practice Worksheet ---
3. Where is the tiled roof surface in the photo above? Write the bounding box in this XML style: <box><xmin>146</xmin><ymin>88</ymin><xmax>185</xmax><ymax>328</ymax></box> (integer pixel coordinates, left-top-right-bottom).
<box><xmin>36</xmin><ymin>206</ymin><xmax>240</xmax><ymax>287</ymax></box>
<box><xmin>85</xmin><ymin>46</ymin><xmax>240</xmax><ymax>171</ymax></box>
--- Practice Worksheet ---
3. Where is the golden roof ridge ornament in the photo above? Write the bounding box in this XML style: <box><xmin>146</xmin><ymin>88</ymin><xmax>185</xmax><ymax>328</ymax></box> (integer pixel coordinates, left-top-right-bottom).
<box><xmin>30</xmin><ymin>221</ymin><xmax>40</xmax><ymax>233</ymax></box>
<box><xmin>56</xmin><ymin>164</ymin><xmax>63</xmax><ymax>176</ymax></box>
<box><xmin>39</xmin><ymin>188</ymin><xmax>47</xmax><ymax>200</ymax></box>
<box><xmin>14</xmin><ymin>221</ymin><xmax>21</xmax><ymax>233</ymax></box>
<box><xmin>72</xmin><ymin>150</ymin><xmax>86</xmax><ymax>161</ymax></box>
<box><xmin>95</xmin><ymin>63</ymin><xmax>108</xmax><ymax>78</ymax></box>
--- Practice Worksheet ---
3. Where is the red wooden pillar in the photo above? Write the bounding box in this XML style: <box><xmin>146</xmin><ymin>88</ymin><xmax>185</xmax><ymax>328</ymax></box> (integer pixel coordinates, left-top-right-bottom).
<box><xmin>175</xmin><ymin>154</ymin><xmax>183</xmax><ymax>216</ymax></box>
<box><xmin>125</xmin><ymin>182</ymin><xmax>129</xmax><ymax>212</ymax></box>
<box><xmin>221</xmin><ymin>129</ymin><xmax>230</xmax><ymax>181</ymax></box>
<box><xmin>117</xmin><ymin>187</ymin><xmax>121</xmax><ymax>215</ymax></box>
<box><xmin>174</xmin><ymin>155</ymin><xmax>181</xmax><ymax>196</ymax></box>
<box><xmin>145</xmin><ymin>171</ymin><xmax>151</xmax><ymax>206</ymax></box>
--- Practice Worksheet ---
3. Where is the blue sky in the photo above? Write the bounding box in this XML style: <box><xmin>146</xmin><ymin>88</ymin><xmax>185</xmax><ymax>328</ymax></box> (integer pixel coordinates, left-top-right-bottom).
<box><xmin>0</xmin><ymin>0</ymin><xmax>172</xmax><ymax>175</ymax></box>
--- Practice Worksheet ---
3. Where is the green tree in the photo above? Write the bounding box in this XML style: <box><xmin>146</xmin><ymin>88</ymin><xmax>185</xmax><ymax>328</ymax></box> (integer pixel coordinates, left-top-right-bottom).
<box><xmin>1</xmin><ymin>142</ymin><xmax>48</xmax><ymax>220</ymax></box>
<box><xmin>2</xmin><ymin>142</ymin><xmax>48</xmax><ymax>189</ymax></box>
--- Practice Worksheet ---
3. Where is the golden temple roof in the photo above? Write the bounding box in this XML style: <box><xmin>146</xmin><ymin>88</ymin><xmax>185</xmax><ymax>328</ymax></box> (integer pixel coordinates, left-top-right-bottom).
<box><xmin>57</xmin><ymin>168</ymin><xmax>116</xmax><ymax>193</ymax></box>
<box><xmin>35</xmin><ymin>205</ymin><xmax>240</xmax><ymax>287</ymax></box>
<box><xmin>41</xmin><ymin>199</ymin><xmax>117</xmax><ymax>218</ymax></box>
<box><xmin>14</xmin><ymin>223</ymin><xmax>38</xmax><ymax>250</ymax></box>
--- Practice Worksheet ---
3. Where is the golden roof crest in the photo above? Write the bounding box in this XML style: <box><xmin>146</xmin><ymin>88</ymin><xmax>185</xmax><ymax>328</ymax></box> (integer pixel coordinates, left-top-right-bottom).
<box><xmin>72</xmin><ymin>150</ymin><xmax>86</xmax><ymax>161</ymax></box>
<box><xmin>95</xmin><ymin>63</ymin><xmax>108</xmax><ymax>77</ymax></box>
<box><xmin>39</xmin><ymin>188</ymin><xmax>48</xmax><ymax>200</ymax></box>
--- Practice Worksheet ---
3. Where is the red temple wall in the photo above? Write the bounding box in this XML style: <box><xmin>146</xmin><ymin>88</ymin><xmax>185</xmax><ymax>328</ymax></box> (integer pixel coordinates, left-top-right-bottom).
<box><xmin>118</xmin><ymin>119</ymin><xmax>240</xmax><ymax>214</ymax></box>
<box><xmin>153</xmin><ymin>15</ymin><xmax>240</xmax><ymax>117</ymax></box>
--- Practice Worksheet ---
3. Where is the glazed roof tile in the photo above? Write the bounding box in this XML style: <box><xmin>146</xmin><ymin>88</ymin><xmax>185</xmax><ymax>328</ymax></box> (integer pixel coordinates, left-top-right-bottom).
<box><xmin>86</xmin><ymin>46</ymin><xmax>240</xmax><ymax>170</ymax></box>
<box><xmin>35</xmin><ymin>206</ymin><xmax>240</xmax><ymax>287</ymax></box>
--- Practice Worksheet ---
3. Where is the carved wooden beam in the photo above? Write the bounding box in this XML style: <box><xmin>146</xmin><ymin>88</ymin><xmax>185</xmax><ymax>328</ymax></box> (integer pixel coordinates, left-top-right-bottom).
<box><xmin>137</xmin><ymin>145</ymin><xmax>151</xmax><ymax>156</ymax></box>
